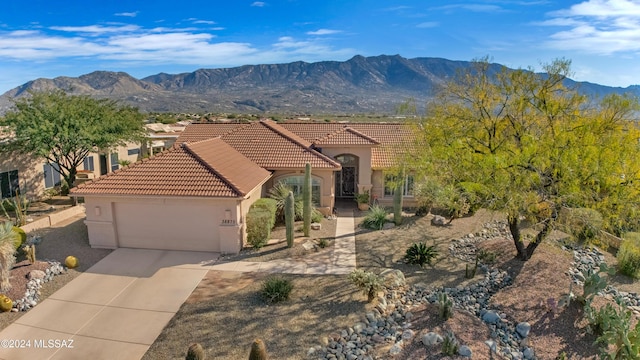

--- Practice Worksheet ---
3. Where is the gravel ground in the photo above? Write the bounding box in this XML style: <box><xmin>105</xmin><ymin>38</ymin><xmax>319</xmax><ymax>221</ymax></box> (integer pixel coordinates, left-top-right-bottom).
<box><xmin>143</xmin><ymin>273</ymin><xmax>369</xmax><ymax>360</ymax></box>
<box><xmin>0</xmin><ymin>212</ymin><xmax>112</xmax><ymax>331</ymax></box>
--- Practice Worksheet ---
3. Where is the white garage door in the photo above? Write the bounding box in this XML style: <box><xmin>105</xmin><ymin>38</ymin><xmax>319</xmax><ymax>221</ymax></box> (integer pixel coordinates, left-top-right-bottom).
<box><xmin>114</xmin><ymin>202</ymin><xmax>220</xmax><ymax>252</ymax></box>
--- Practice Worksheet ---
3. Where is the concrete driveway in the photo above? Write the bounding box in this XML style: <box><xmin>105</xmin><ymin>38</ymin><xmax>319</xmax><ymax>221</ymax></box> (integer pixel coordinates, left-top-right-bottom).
<box><xmin>0</xmin><ymin>248</ymin><xmax>219</xmax><ymax>360</ymax></box>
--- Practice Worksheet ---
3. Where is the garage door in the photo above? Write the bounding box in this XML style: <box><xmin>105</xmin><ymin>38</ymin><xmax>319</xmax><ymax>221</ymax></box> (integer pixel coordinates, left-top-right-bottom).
<box><xmin>114</xmin><ymin>202</ymin><xmax>220</xmax><ymax>252</ymax></box>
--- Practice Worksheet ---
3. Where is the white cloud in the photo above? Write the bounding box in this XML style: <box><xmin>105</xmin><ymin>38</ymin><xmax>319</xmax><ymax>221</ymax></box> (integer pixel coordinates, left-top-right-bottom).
<box><xmin>416</xmin><ymin>22</ymin><xmax>439</xmax><ymax>28</ymax></box>
<box><xmin>251</xmin><ymin>2</ymin><xmax>266</xmax><ymax>7</ymax></box>
<box><xmin>542</xmin><ymin>0</ymin><xmax>640</xmax><ymax>54</ymax></box>
<box><xmin>0</xmin><ymin>24</ymin><xmax>355</xmax><ymax>68</ymax></box>
<box><xmin>114</xmin><ymin>11</ymin><xmax>139</xmax><ymax>18</ymax></box>
<box><xmin>306</xmin><ymin>29</ymin><xmax>342</xmax><ymax>35</ymax></box>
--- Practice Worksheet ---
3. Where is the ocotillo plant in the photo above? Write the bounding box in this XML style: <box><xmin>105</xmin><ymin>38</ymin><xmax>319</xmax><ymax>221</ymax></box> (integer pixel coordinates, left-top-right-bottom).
<box><xmin>285</xmin><ymin>191</ymin><xmax>295</xmax><ymax>248</ymax></box>
<box><xmin>303</xmin><ymin>162</ymin><xmax>312</xmax><ymax>237</ymax></box>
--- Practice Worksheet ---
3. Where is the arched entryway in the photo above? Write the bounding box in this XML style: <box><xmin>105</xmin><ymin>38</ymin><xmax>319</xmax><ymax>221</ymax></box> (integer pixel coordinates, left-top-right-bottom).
<box><xmin>334</xmin><ymin>154</ymin><xmax>359</xmax><ymax>198</ymax></box>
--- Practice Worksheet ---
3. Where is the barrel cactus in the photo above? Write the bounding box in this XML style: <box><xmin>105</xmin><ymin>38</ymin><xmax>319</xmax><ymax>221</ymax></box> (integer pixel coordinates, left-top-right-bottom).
<box><xmin>0</xmin><ymin>295</ymin><xmax>13</xmax><ymax>312</ymax></box>
<box><xmin>65</xmin><ymin>256</ymin><xmax>79</xmax><ymax>269</ymax></box>
<box><xmin>248</xmin><ymin>339</ymin><xmax>268</xmax><ymax>360</ymax></box>
<box><xmin>185</xmin><ymin>342</ymin><xmax>206</xmax><ymax>360</ymax></box>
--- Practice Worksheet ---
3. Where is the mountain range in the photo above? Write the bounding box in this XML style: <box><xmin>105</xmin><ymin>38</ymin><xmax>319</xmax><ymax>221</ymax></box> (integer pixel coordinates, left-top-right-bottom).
<box><xmin>1</xmin><ymin>55</ymin><xmax>638</xmax><ymax>114</ymax></box>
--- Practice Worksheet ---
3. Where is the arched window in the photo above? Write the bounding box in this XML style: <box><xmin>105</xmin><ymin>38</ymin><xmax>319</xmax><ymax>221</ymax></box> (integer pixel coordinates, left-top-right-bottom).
<box><xmin>278</xmin><ymin>176</ymin><xmax>321</xmax><ymax>206</ymax></box>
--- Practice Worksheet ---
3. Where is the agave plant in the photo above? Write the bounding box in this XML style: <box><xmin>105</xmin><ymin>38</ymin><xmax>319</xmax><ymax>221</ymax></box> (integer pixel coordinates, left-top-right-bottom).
<box><xmin>404</xmin><ymin>242</ymin><xmax>438</xmax><ymax>267</ymax></box>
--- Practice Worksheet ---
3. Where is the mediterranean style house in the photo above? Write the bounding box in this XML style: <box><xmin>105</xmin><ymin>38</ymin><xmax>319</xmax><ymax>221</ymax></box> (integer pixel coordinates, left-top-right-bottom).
<box><xmin>70</xmin><ymin>120</ymin><xmax>416</xmax><ymax>254</ymax></box>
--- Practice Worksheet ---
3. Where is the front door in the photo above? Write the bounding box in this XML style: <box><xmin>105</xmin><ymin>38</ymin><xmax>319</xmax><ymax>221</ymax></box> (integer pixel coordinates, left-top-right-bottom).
<box><xmin>336</xmin><ymin>166</ymin><xmax>356</xmax><ymax>198</ymax></box>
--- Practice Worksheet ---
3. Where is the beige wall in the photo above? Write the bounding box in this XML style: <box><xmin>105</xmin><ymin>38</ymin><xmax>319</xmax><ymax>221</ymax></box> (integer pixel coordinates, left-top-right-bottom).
<box><xmin>84</xmin><ymin>195</ymin><xmax>243</xmax><ymax>253</ymax></box>
<box><xmin>80</xmin><ymin>141</ymin><xmax>143</xmax><ymax>179</ymax></box>
<box><xmin>0</xmin><ymin>151</ymin><xmax>46</xmax><ymax>199</ymax></box>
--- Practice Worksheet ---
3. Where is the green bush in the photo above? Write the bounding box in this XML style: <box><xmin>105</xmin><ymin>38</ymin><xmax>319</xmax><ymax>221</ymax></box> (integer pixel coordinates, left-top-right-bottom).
<box><xmin>311</xmin><ymin>208</ymin><xmax>323</xmax><ymax>223</ymax></box>
<box><xmin>558</xmin><ymin>207</ymin><xmax>603</xmax><ymax>243</ymax></box>
<box><xmin>361</xmin><ymin>205</ymin><xmax>388</xmax><ymax>230</ymax></box>
<box><xmin>456</xmin><ymin>181</ymin><xmax>488</xmax><ymax>215</ymax></box>
<box><xmin>11</xmin><ymin>227</ymin><xmax>25</xmax><ymax>251</ymax></box>
<box><xmin>586</xmin><ymin>302</ymin><xmax>640</xmax><ymax>359</ymax></box>
<box><xmin>261</xmin><ymin>276</ymin><xmax>293</xmax><ymax>303</ymax></box>
<box><xmin>404</xmin><ymin>242</ymin><xmax>438</xmax><ymax>267</ymax></box>
<box><xmin>246</xmin><ymin>209</ymin><xmax>272</xmax><ymax>249</ymax></box>
<box><xmin>617</xmin><ymin>238</ymin><xmax>640</xmax><ymax>279</ymax></box>
<box><xmin>348</xmin><ymin>269</ymin><xmax>383</xmax><ymax>302</ymax></box>
<box><xmin>251</xmin><ymin>198</ymin><xmax>277</xmax><ymax>230</ymax></box>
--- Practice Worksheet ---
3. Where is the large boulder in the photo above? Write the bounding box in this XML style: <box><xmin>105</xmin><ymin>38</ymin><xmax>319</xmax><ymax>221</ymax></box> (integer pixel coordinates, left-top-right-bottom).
<box><xmin>431</xmin><ymin>215</ymin><xmax>447</xmax><ymax>226</ymax></box>
<box><xmin>379</xmin><ymin>269</ymin><xmax>406</xmax><ymax>289</ymax></box>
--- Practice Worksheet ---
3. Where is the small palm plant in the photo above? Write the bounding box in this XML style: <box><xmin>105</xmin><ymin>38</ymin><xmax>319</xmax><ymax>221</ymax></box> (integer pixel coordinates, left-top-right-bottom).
<box><xmin>404</xmin><ymin>242</ymin><xmax>438</xmax><ymax>267</ymax></box>
<box><xmin>0</xmin><ymin>221</ymin><xmax>17</xmax><ymax>292</ymax></box>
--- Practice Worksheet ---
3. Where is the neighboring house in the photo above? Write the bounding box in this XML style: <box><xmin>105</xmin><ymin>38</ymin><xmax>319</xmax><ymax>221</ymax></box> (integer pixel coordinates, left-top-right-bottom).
<box><xmin>0</xmin><ymin>143</ymin><xmax>144</xmax><ymax>200</ymax></box>
<box><xmin>71</xmin><ymin>120</ymin><xmax>416</xmax><ymax>254</ymax></box>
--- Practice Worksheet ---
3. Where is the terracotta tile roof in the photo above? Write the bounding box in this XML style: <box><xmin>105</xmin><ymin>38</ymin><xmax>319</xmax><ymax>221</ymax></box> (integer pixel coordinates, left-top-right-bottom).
<box><xmin>70</xmin><ymin>138</ymin><xmax>270</xmax><ymax>198</ymax></box>
<box><xmin>175</xmin><ymin>123</ymin><xmax>244</xmax><ymax>144</ymax></box>
<box><xmin>313</xmin><ymin>126</ymin><xmax>380</xmax><ymax>146</ymax></box>
<box><xmin>280</xmin><ymin>122</ymin><xmax>415</xmax><ymax>168</ymax></box>
<box><xmin>219</xmin><ymin>121</ymin><xmax>341</xmax><ymax>169</ymax></box>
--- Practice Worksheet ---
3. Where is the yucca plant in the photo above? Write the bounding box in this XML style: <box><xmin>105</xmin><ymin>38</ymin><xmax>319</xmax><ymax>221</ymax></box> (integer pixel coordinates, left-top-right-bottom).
<box><xmin>268</xmin><ymin>182</ymin><xmax>302</xmax><ymax>223</ymax></box>
<box><xmin>0</xmin><ymin>221</ymin><xmax>17</xmax><ymax>292</ymax></box>
<box><xmin>404</xmin><ymin>242</ymin><xmax>438</xmax><ymax>267</ymax></box>
<box><xmin>361</xmin><ymin>205</ymin><xmax>388</xmax><ymax>230</ymax></box>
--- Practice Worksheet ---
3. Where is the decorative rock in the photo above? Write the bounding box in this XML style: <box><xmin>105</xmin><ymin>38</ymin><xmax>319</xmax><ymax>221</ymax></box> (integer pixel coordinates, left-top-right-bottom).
<box><xmin>401</xmin><ymin>329</ymin><xmax>414</xmax><ymax>340</ymax></box>
<box><xmin>482</xmin><ymin>311</ymin><xmax>501</xmax><ymax>324</ymax></box>
<box><xmin>310</xmin><ymin>222</ymin><xmax>321</xmax><ymax>230</ymax></box>
<box><xmin>27</xmin><ymin>270</ymin><xmax>45</xmax><ymax>280</ymax></box>
<box><xmin>422</xmin><ymin>332</ymin><xmax>443</xmax><ymax>346</ymax></box>
<box><xmin>459</xmin><ymin>345</ymin><xmax>472</xmax><ymax>357</ymax></box>
<box><xmin>379</xmin><ymin>269</ymin><xmax>406</xmax><ymax>289</ymax></box>
<box><xmin>516</xmin><ymin>322</ymin><xmax>531</xmax><ymax>338</ymax></box>
<box><xmin>389</xmin><ymin>343</ymin><xmax>402</xmax><ymax>355</ymax></box>
<box><xmin>485</xmin><ymin>340</ymin><xmax>497</xmax><ymax>353</ymax></box>
<box><xmin>431</xmin><ymin>215</ymin><xmax>447</xmax><ymax>226</ymax></box>
<box><xmin>523</xmin><ymin>347</ymin><xmax>535</xmax><ymax>359</ymax></box>
<box><xmin>382</xmin><ymin>222</ymin><xmax>396</xmax><ymax>230</ymax></box>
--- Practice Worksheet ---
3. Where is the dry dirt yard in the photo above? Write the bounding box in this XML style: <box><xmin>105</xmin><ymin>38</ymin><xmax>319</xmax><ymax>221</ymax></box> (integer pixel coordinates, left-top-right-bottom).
<box><xmin>144</xmin><ymin>209</ymin><xmax>639</xmax><ymax>359</ymax></box>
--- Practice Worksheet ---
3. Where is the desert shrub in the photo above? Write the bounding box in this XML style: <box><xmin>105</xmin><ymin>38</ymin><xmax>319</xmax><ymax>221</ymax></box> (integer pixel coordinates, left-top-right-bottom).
<box><xmin>246</xmin><ymin>208</ymin><xmax>272</xmax><ymax>249</ymax></box>
<box><xmin>558</xmin><ymin>207</ymin><xmax>604</xmax><ymax>243</ymax></box>
<box><xmin>404</xmin><ymin>242</ymin><xmax>438</xmax><ymax>267</ymax></box>
<box><xmin>311</xmin><ymin>208</ymin><xmax>323</xmax><ymax>223</ymax></box>
<box><xmin>617</xmin><ymin>238</ymin><xmax>640</xmax><ymax>279</ymax></box>
<box><xmin>260</xmin><ymin>276</ymin><xmax>293</xmax><ymax>303</ymax></box>
<box><xmin>455</xmin><ymin>181</ymin><xmax>488</xmax><ymax>215</ymax></box>
<box><xmin>477</xmin><ymin>249</ymin><xmax>497</xmax><ymax>264</ymax></box>
<box><xmin>361</xmin><ymin>205</ymin><xmax>387</xmax><ymax>230</ymax></box>
<box><xmin>0</xmin><ymin>221</ymin><xmax>16</xmax><ymax>292</ymax></box>
<box><xmin>316</xmin><ymin>238</ymin><xmax>329</xmax><ymax>248</ymax></box>
<box><xmin>349</xmin><ymin>269</ymin><xmax>383</xmax><ymax>302</ymax></box>
<box><xmin>250</xmin><ymin>198</ymin><xmax>277</xmax><ymax>230</ymax></box>
<box><xmin>185</xmin><ymin>343</ymin><xmax>206</xmax><ymax>360</ymax></box>
<box><xmin>11</xmin><ymin>226</ymin><xmax>25</xmax><ymax>250</ymax></box>
<box><xmin>248</xmin><ymin>339</ymin><xmax>268</xmax><ymax>360</ymax></box>
<box><xmin>268</xmin><ymin>182</ymin><xmax>303</xmax><ymax>223</ymax></box>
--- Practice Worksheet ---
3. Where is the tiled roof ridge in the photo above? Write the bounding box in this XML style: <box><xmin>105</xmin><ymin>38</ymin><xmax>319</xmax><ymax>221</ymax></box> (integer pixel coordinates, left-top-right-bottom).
<box><xmin>182</xmin><ymin>139</ymin><xmax>243</xmax><ymax>196</ymax></box>
<box><xmin>343</xmin><ymin>127</ymin><xmax>381</xmax><ymax>144</ymax></box>
<box><xmin>260</xmin><ymin>120</ymin><xmax>313</xmax><ymax>148</ymax></box>
<box><xmin>72</xmin><ymin>146</ymin><xmax>177</xmax><ymax>190</ymax></box>
<box><xmin>260</xmin><ymin>120</ymin><xmax>342</xmax><ymax>168</ymax></box>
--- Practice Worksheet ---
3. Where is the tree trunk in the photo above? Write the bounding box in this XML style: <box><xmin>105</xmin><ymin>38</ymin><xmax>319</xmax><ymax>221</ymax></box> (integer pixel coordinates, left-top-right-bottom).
<box><xmin>524</xmin><ymin>220</ymin><xmax>553</xmax><ymax>259</ymax></box>
<box><xmin>62</xmin><ymin>168</ymin><xmax>77</xmax><ymax>196</ymax></box>
<box><xmin>508</xmin><ymin>215</ymin><xmax>528</xmax><ymax>260</ymax></box>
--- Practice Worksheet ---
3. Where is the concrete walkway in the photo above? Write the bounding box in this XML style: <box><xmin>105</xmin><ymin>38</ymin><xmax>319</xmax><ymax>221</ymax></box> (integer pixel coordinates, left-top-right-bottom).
<box><xmin>0</xmin><ymin>208</ymin><xmax>357</xmax><ymax>360</ymax></box>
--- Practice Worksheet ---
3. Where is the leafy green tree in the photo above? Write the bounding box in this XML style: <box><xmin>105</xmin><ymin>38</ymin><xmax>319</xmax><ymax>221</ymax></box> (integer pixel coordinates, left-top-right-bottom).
<box><xmin>412</xmin><ymin>58</ymin><xmax>640</xmax><ymax>260</ymax></box>
<box><xmin>0</xmin><ymin>90</ymin><xmax>145</xmax><ymax>193</ymax></box>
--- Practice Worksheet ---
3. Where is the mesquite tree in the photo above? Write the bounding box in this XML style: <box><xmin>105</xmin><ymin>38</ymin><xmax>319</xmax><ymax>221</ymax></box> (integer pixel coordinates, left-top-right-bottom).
<box><xmin>413</xmin><ymin>58</ymin><xmax>640</xmax><ymax>261</ymax></box>
<box><xmin>303</xmin><ymin>163</ymin><xmax>312</xmax><ymax>237</ymax></box>
<box><xmin>0</xmin><ymin>90</ymin><xmax>145</xmax><ymax>193</ymax></box>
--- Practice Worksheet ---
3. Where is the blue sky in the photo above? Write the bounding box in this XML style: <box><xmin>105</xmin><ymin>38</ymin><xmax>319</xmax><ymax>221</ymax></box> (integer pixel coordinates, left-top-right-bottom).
<box><xmin>1</xmin><ymin>0</ymin><xmax>639</xmax><ymax>93</ymax></box>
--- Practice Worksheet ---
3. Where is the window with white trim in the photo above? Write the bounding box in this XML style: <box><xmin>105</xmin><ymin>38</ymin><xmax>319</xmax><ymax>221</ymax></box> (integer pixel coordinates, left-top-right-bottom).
<box><xmin>384</xmin><ymin>174</ymin><xmax>414</xmax><ymax>197</ymax></box>
<box><xmin>83</xmin><ymin>156</ymin><xmax>95</xmax><ymax>171</ymax></box>
<box><xmin>279</xmin><ymin>176</ymin><xmax>321</xmax><ymax>206</ymax></box>
<box><xmin>110</xmin><ymin>153</ymin><xmax>119</xmax><ymax>172</ymax></box>
<box><xmin>43</xmin><ymin>164</ymin><xmax>61</xmax><ymax>189</ymax></box>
